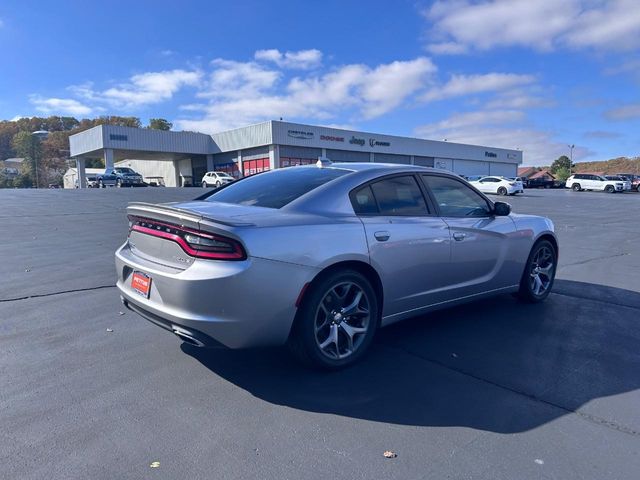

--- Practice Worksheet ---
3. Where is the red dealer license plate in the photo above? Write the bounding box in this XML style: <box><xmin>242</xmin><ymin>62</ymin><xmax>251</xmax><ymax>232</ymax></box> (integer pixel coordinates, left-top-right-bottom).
<box><xmin>131</xmin><ymin>271</ymin><xmax>151</xmax><ymax>298</ymax></box>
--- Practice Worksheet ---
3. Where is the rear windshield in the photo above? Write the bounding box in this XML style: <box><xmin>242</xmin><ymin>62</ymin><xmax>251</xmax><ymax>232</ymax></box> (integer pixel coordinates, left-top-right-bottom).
<box><xmin>204</xmin><ymin>167</ymin><xmax>350</xmax><ymax>208</ymax></box>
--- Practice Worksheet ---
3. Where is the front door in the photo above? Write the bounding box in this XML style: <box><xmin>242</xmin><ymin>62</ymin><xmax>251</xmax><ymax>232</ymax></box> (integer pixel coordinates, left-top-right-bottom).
<box><xmin>351</xmin><ymin>175</ymin><xmax>451</xmax><ymax>318</ymax></box>
<box><xmin>421</xmin><ymin>174</ymin><xmax>519</xmax><ymax>298</ymax></box>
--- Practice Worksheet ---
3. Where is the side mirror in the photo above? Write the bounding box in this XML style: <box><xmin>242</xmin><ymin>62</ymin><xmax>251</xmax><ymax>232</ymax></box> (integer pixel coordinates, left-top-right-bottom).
<box><xmin>493</xmin><ymin>201</ymin><xmax>511</xmax><ymax>216</ymax></box>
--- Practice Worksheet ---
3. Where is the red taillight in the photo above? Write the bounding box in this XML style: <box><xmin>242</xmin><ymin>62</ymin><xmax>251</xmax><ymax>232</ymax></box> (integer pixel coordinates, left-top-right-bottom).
<box><xmin>128</xmin><ymin>216</ymin><xmax>246</xmax><ymax>260</ymax></box>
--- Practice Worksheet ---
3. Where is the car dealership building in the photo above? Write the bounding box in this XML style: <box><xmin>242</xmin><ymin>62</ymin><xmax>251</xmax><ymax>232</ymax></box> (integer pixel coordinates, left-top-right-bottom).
<box><xmin>68</xmin><ymin>120</ymin><xmax>522</xmax><ymax>188</ymax></box>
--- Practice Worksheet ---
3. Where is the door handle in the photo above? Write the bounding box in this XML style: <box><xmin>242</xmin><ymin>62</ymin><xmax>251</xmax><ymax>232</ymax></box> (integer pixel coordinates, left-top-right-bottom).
<box><xmin>374</xmin><ymin>231</ymin><xmax>390</xmax><ymax>242</ymax></box>
<box><xmin>453</xmin><ymin>232</ymin><xmax>466</xmax><ymax>241</ymax></box>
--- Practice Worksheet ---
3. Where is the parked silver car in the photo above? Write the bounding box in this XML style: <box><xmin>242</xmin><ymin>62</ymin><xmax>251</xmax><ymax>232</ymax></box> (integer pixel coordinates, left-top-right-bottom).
<box><xmin>116</xmin><ymin>162</ymin><xmax>558</xmax><ymax>369</ymax></box>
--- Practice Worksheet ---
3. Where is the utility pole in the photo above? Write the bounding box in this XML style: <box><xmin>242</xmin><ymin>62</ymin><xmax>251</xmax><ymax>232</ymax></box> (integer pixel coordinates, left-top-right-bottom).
<box><xmin>568</xmin><ymin>144</ymin><xmax>575</xmax><ymax>175</ymax></box>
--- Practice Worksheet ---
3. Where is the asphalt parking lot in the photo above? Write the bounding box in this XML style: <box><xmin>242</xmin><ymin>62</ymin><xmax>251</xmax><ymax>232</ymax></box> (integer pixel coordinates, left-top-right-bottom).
<box><xmin>1</xmin><ymin>187</ymin><xmax>639</xmax><ymax>479</ymax></box>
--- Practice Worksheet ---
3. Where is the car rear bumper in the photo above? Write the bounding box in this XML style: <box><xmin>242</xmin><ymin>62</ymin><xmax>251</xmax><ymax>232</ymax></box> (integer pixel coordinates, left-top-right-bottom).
<box><xmin>115</xmin><ymin>243</ymin><xmax>318</xmax><ymax>348</ymax></box>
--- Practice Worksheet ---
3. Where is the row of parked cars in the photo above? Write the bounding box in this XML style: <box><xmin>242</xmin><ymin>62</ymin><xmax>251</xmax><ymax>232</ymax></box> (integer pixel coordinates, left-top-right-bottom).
<box><xmin>565</xmin><ymin>173</ymin><xmax>639</xmax><ymax>193</ymax></box>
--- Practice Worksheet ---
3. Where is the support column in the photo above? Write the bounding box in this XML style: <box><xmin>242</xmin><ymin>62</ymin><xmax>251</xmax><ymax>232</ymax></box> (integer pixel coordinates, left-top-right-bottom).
<box><xmin>369</xmin><ymin>152</ymin><xmax>374</xmax><ymax>163</ymax></box>
<box><xmin>321</xmin><ymin>148</ymin><xmax>327</xmax><ymax>158</ymax></box>
<box><xmin>173</xmin><ymin>160</ymin><xmax>181</xmax><ymax>187</ymax></box>
<box><xmin>103</xmin><ymin>148</ymin><xmax>114</xmax><ymax>170</ymax></box>
<box><xmin>206</xmin><ymin>154</ymin><xmax>214</xmax><ymax>172</ymax></box>
<box><xmin>237</xmin><ymin>150</ymin><xmax>243</xmax><ymax>177</ymax></box>
<box><xmin>76</xmin><ymin>157</ymin><xmax>86</xmax><ymax>189</ymax></box>
<box><xmin>269</xmin><ymin>145</ymin><xmax>280</xmax><ymax>170</ymax></box>
<box><xmin>410</xmin><ymin>155</ymin><xmax>415</xmax><ymax>165</ymax></box>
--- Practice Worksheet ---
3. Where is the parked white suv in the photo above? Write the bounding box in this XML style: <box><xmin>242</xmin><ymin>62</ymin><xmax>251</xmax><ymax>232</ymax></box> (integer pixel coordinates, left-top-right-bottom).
<box><xmin>565</xmin><ymin>174</ymin><xmax>624</xmax><ymax>193</ymax></box>
<box><xmin>202</xmin><ymin>171</ymin><xmax>235</xmax><ymax>188</ymax></box>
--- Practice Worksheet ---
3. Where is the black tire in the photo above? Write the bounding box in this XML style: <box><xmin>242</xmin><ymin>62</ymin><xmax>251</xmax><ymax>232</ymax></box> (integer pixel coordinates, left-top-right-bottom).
<box><xmin>517</xmin><ymin>240</ymin><xmax>557</xmax><ymax>303</ymax></box>
<box><xmin>498</xmin><ymin>186</ymin><xmax>508</xmax><ymax>196</ymax></box>
<box><xmin>116</xmin><ymin>179</ymin><xmax>122</xmax><ymax>188</ymax></box>
<box><xmin>605</xmin><ymin>185</ymin><xmax>614</xmax><ymax>193</ymax></box>
<box><xmin>202</xmin><ymin>182</ymin><xmax>207</xmax><ymax>188</ymax></box>
<box><xmin>288</xmin><ymin>269</ymin><xmax>379</xmax><ymax>370</ymax></box>
<box><xmin>216</xmin><ymin>181</ymin><xmax>221</xmax><ymax>188</ymax></box>
<box><xmin>98</xmin><ymin>179</ymin><xmax>104</xmax><ymax>188</ymax></box>
<box><xmin>571</xmin><ymin>183</ymin><xmax>581</xmax><ymax>191</ymax></box>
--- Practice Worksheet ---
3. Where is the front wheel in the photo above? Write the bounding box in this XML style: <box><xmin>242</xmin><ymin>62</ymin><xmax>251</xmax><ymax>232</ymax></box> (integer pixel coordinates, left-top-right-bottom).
<box><xmin>288</xmin><ymin>270</ymin><xmax>379</xmax><ymax>370</ymax></box>
<box><xmin>216</xmin><ymin>181</ymin><xmax>221</xmax><ymax>188</ymax></box>
<box><xmin>605</xmin><ymin>185</ymin><xmax>615</xmax><ymax>193</ymax></box>
<box><xmin>201</xmin><ymin>182</ymin><xmax>207</xmax><ymax>188</ymax></box>
<box><xmin>517</xmin><ymin>240</ymin><xmax>557</xmax><ymax>303</ymax></box>
<box><xmin>498</xmin><ymin>186</ymin><xmax>508</xmax><ymax>196</ymax></box>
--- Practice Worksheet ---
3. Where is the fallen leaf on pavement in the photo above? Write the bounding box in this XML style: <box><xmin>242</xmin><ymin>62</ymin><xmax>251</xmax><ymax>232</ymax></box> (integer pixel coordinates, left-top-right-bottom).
<box><xmin>383</xmin><ymin>450</ymin><xmax>397</xmax><ymax>458</ymax></box>
<box><xmin>150</xmin><ymin>461</ymin><xmax>160</xmax><ymax>468</ymax></box>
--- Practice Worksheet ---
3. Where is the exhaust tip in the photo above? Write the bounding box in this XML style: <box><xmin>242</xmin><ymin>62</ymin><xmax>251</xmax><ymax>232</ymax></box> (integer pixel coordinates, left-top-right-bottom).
<box><xmin>172</xmin><ymin>326</ymin><xmax>206</xmax><ymax>347</ymax></box>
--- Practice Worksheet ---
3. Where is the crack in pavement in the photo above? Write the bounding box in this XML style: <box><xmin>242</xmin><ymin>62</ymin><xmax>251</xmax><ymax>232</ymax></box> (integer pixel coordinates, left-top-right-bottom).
<box><xmin>0</xmin><ymin>285</ymin><xmax>116</xmax><ymax>303</ymax></box>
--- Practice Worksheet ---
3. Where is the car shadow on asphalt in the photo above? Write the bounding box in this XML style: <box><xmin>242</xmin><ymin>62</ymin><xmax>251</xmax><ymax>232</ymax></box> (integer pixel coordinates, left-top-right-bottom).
<box><xmin>181</xmin><ymin>279</ymin><xmax>640</xmax><ymax>433</ymax></box>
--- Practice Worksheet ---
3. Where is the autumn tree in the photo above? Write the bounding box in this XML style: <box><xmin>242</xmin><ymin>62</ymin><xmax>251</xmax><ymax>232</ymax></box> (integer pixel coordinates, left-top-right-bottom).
<box><xmin>12</xmin><ymin>131</ymin><xmax>42</xmax><ymax>187</ymax></box>
<box><xmin>148</xmin><ymin>118</ymin><xmax>172</xmax><ymax>130</ymax></box>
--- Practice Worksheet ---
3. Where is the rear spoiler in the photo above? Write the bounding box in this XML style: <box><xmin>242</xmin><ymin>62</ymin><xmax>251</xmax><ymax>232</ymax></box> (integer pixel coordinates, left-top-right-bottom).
<box><xmin>126</xmin><ymin>202</ymin><xmax>255</xmax><ymax>229</ymax></box>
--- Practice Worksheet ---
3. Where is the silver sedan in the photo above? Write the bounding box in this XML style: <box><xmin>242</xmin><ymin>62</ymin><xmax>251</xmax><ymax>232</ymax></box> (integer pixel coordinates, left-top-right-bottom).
<box><xmin>116</xmin><ymin>162</ymin><xmax>558</xmax><ymax>369</ymax></box>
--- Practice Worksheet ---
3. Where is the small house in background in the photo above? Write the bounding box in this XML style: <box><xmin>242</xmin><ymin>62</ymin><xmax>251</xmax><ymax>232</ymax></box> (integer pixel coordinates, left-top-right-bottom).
<box><xmin>517</xmin><ymin>166</ymin><xmax>540</xmax><ymax>179</ymax></box>
<box><xmin>0</xmin><ymin>158</ymin><xmax>24</xmax><ymax>179</ymax></box>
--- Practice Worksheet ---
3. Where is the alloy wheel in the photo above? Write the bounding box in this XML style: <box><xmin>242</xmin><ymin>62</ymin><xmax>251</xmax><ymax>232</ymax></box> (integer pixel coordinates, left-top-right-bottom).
<box><xmin>314</xmin><ymin>281</ymin><xmax>371</xmax><ymax>360</ymax></box>
<box><xmin>529</xmin><ymin>246</ymin><xmax>554</xmax><ymax>296</ymax></box>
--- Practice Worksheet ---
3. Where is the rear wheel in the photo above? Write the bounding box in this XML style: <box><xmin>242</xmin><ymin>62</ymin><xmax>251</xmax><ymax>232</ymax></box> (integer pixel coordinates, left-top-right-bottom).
<box><xmin>517</xmin><ymin>240</ymin><xmax>557</xmax><ymax>303</ymax></box>
<box><xmin>498</xmin><ymin>186</ymin><xmax>508</xmax><ymax>196</ymax></box>
<box><xmin>571</xmin><ymin>183</ymin><xmax>581</xmax><ymax>191</ymax></box>
<box><xmin>288</xmin><ymin>270</ymin><xmax>379</xmax><ymax>370</ymax></box>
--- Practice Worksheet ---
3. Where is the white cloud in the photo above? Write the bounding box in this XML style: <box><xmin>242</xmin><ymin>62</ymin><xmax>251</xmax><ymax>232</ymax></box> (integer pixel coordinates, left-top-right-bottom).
<box><xmin>254</xmin><ymin>49</ymin><xmax>322</xmax><ymax>69</ymax></box>
<box><xmin>421</xmin><ymin>73</ymin><xmax>536</xmax><ymax>102</ymax></box>
<box><xmin>605</xmin><ymin>103</ymin><xmax>640</xmax><ymax>120</ymax></box>
<box><xmin>175</xmin><ymin>56</ymin><xmax>436</xmax><ymax>132</ymax></box>
<box><xmin>71</xmin><ymin>70</ymin><xmax>202</xmax><ymax>109</ymax></box>
<box><xmin>414</xmin><ymin>109</ymin><xmax>589</xmax><ymax>165</ymax></box>
<box><xmin>29</xmin><ymin>96</ymin><xmax>92</xmax><ymax>116</ymax></box>
<box><xmin>424</xmin><ymin>0</ymin><xmax>640</xmax><ymax>54</ymax></box>
<box><xmin>0</xmin><ymin>18</ymin><xmax>4</xmax><ymax>28</ymax></box>
<box><xmin>484</xmin><ymin>89</ymin><xmax>555</xmax><ymax>109</ymax></box>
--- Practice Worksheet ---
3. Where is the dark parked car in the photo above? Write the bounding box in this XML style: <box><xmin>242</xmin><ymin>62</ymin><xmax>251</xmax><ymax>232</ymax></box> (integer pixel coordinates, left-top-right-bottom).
<box><xmin>97</xmin><ymin>167</ymin><xmax>145</xmax><ymax>188</ymax></box>
<box><xmin>526</xmin><ymin>177</ymin><xmax>555</xmax><ymax>189</ymax></box>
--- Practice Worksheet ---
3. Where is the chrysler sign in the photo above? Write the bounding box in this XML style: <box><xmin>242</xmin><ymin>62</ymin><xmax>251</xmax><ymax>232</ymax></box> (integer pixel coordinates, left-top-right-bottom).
<box><xmin>288</xmin><ymin>129</ymin><xmax>314</xmax><ymax>140</ymax></box>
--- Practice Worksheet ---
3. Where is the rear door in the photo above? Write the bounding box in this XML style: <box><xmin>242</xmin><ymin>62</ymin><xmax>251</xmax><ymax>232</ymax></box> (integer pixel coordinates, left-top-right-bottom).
<box><xmin>352</xmin><ymin>175</ymin><xmax>452</xmax><ymax>317</ymax></box>
<box><xmin>421</xmin><ymin>174</ymin><xmax>519</xmax><ymax>298</ymax></box>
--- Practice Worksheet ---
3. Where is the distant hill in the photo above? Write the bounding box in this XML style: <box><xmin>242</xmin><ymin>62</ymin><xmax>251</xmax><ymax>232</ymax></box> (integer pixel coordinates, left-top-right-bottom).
<box><xmin>567</xmin><ymin>157</ymin><xmax>640</xmax><ymax>174</ymax></box>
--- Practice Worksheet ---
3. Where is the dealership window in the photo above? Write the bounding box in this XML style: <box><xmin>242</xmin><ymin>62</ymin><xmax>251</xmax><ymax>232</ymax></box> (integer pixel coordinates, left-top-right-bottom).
<box><xmin>280</xmin><ymin>157</ymin><xmax>315</xmax><ymax>168</ymax></box>
<box><xmin>242</xmin><ymin>158</ymin><xmax>270</xmax><ymax>177</ymax></box>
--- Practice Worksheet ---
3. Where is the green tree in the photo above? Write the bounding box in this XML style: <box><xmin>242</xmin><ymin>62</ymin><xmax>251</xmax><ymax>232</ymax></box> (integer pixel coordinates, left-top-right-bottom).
<box><xmin>148</xmin><ymin>118</ymin><xmax>172</xmax><ymax>130</ymax></box>
<box><xmin>550</xmin><ymin>155</ymin><xmax>574</xmax><ymax>174</ymax></box>
<box><xmin>85</xmin><ymin>158</ymin><xmax>105</xmax><ymax>168</ymax></box>
<box><xmin>554</xmin><ymin>166</ymin><xmax>571</xmax><ymax>182</ymax></box>
<box><xmin>12</xmin><ymin>131</ymin><xmax>42</xmax><ymax>187</ymax></box>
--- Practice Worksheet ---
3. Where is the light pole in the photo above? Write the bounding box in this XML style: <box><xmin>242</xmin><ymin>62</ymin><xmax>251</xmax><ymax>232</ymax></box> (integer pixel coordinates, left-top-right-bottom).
<box><xmin>568</xmin><ymin>144</ymin><xmax>575</xmax><ymax>175</ymax></box>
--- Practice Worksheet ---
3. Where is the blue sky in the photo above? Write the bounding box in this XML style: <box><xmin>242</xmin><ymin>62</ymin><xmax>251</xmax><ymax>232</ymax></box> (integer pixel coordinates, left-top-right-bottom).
<box><xmin>1</xmin><ymin>0</ymin><xmax>639</xmax><ymax>165</ymax></box>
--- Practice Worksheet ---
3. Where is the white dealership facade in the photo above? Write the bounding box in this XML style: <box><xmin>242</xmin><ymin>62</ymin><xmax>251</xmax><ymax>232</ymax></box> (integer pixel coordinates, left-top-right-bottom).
<box><xmin>68</xmin><ymin>120</ymin><xmax>522</xmax><ymax>188</ymax></box>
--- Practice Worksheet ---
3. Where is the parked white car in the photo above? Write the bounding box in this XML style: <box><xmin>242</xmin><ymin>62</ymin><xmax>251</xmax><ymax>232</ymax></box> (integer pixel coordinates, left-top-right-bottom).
<box><xmin>507</xmin><ymin>177</ymin><xmax>525</xmax><ymax>193</ymax></box>
<box><xmin>604</xmin><ymin>175</ymin><xmax>632</xmax><ymax>191</ymax></box>
<box><xmin>565</xmin><ymin>174</ymin><xmax>624</xmax><ymax>193</ymax></box>
<box><xmin>469</xmin><ymin>176</ymin><xmax>521</xmax><ymax>195</ymax></box>
<box><xmin>202</xmin><ymin>171</ymin><xmax>235</xmax><ymax>188</ymax></box>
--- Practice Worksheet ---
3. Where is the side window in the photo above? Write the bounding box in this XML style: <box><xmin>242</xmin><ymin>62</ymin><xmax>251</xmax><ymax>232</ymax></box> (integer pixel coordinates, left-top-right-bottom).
<box><xmin>350</xmin><ymin>185</ymin><xmax>378</xmax><ymax>214</ymax></box>
<box><xmin>370</xmin><ymin>176</ymin><xmax>429</xmax><ymax>216</ymax></box>
<box><xmin>422</xmin><ymin>175</ymin><xmax>492</xmax><ymax>218</ymax></box>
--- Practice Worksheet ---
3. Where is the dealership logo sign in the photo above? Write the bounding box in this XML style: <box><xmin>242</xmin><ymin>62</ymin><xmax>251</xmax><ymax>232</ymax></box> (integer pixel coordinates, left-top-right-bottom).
<box><xmin>320</xmin><ymin>134</ymin><xmax>345</xmax><ymax>142</ymax></box>
<box><xmin>369</xmin><ymin>138</ymin><xmax>390</xmax><ymax>147</ymax></box>
<box><xmin>349</xmin><ymin>136</ymin><xmax>365</xmax><ymax>146</ymax></box>
<box><xmin>288</xmin><ymin>129</ymin><xmax>314</xmax><ymax>140</ymax></box>
<box><xmin>484</xmin><ymin>151</ymin><xmax>497</xmax><ymax>158</ymax></box>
